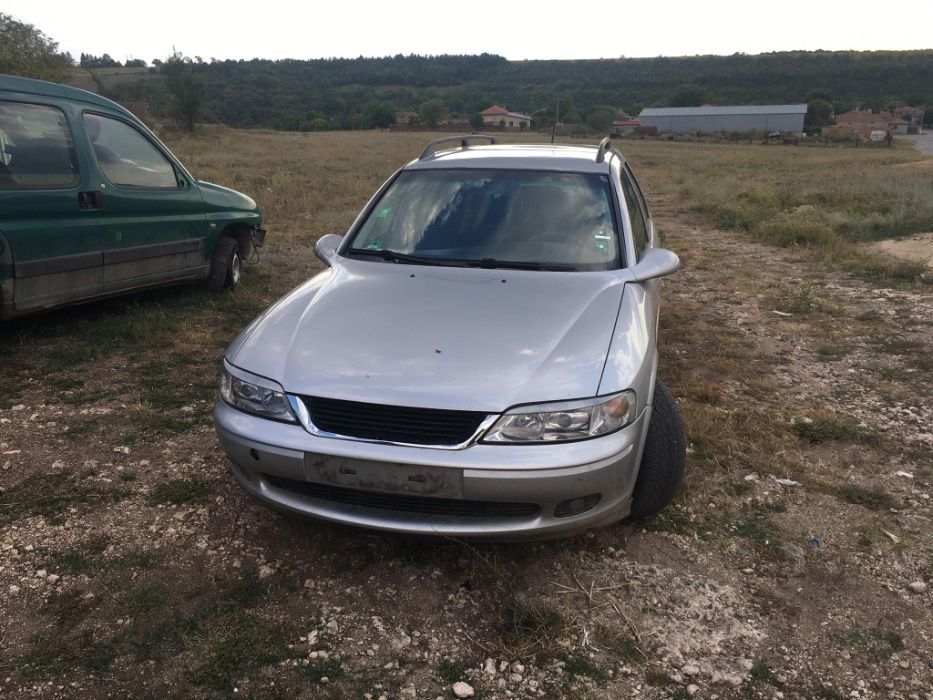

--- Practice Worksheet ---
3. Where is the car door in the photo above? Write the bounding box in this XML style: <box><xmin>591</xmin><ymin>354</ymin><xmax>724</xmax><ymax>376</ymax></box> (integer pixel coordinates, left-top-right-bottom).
<box><xmin>619</xmin><ymin>162</ymin><xmax>662</xmax><ymax>328</ymax></box>
<box><xmin>81</xmin><ymin>111</ymin><xmax>210</xmax><ymax>290</ymax></box>
<box><xmin>0</xmin><ymin>97</ymin><xmax>103</xmax><ymax>312</ymax></box>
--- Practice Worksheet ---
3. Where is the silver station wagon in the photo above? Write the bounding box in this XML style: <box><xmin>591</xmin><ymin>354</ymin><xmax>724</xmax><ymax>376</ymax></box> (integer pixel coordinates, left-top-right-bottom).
<box><xmin>214</xmin><ymin>136</ymin><xmax>686</xmax><ymax>539</ymax></box>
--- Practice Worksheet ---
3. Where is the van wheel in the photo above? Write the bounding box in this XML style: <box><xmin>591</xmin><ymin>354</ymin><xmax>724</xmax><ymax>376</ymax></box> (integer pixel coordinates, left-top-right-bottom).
<box><xmin>629</xmin><ymin>380</ymin><xmax>687</xmax><ymax>519</ymax></box>
<box><xmin>208</xmin><ymin>237</ymin><xmax>241</xmax><ymax>290</ymax></box>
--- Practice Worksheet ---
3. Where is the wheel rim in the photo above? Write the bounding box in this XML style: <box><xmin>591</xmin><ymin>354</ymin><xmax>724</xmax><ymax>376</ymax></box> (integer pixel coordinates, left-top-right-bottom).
<box><xmin>231</xmin><ymin>252</ymin><xmax>242</xmax><ymax>285</ymax></box>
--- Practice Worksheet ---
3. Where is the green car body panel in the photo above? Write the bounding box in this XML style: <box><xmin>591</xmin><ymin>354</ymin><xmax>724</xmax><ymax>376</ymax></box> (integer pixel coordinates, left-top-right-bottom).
<box><xmin>0</xmin><ymin>74</ymin><xmax>264</xmax><ymax>319</ymax></box>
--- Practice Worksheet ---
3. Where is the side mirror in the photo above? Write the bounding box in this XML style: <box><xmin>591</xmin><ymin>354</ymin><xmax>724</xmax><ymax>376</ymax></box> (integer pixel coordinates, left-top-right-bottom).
<box><xmin>314</xmin><ymin>233</ymin><xmax>343</xmax><ymax>266</ymax></box>
<box><xmin>626</xmin><ymin>247</ymin><xmax>680</xmax><ymax>282</ymax></box>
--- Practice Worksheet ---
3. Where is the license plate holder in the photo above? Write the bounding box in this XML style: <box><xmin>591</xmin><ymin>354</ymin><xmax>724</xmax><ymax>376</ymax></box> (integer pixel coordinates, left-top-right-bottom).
<box><xmin>305</xmin><ymin>455</ymin><xmax>463</xmax><ymax>499</ymax></box>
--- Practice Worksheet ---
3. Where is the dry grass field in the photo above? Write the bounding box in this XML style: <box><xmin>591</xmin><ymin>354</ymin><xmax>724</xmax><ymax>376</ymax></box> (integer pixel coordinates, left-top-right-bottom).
<box><xmin>0</xmin><ymin>129</ymin><xmax>930</xmax><ymax>699</ymax></box>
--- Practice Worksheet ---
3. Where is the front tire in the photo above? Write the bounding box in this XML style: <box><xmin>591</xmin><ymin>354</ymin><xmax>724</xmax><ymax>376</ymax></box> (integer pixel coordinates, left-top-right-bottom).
<box><xmin>629</xmin><ymin>380</ymin><xmax>687</xmax><ymax>519</ymax></box>
<box><xmin>208</xmin><ymin>237</ymin><xmax>241</xmax><ymax>290</ymax></box>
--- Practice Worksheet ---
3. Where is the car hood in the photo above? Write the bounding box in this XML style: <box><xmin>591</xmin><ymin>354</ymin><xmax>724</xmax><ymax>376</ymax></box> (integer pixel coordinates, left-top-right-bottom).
<box><xmin>230</xmin><ymin>258</ymin><xmax>626</xmax><ymax>412</ymax></box>
<box><xmin>197</xmin><ymin>180</ymin><xmax>259</xmax><ymax>216</ymax></box>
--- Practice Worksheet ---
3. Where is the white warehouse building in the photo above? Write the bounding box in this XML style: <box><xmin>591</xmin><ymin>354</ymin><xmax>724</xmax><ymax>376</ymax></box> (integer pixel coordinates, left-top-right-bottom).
<box><xmin>638</xmin><ymin>104</ymin><xmax>808</xmax><ymax>134</ymax></box>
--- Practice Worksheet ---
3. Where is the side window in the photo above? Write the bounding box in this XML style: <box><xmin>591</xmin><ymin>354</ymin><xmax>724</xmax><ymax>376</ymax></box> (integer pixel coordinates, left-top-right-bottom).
<box><xmin>619</xmin><ymin>167</ymin><xmax>648</xmax><ymax>257</ymax></box>
<box><xmin>0</xmin><ymin>101</ymin><xmax>80</xmax><ymax>190</ymax></box>
<box><xmin>83</xmin><ymin>113</ymin><xmax>177</xmax><ymax>189</ymax></box>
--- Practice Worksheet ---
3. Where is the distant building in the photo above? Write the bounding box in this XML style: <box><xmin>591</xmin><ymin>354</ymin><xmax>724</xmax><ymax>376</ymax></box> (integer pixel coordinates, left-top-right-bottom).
<box><xmin>892</xmin><ymin>106</ymin><xmax>923</xmax><ymax>128</ymax></box>
<box><xmin>395</xmin><ymin>110</ymin><xmax>419</xmax><ymax>125</ymax></box>
<box><xmin>638</xmin><ymin>104</ymin><xmax>807</xmax><ymax>134</ymax></box>
<box><xmin>827</xmin><ymin>109</ymin><xmax>916</xmax><ymax>139</ymax></box>
<box><xmin>481</xmin><ymin>105</ymin><xmax>531</xmax><ymax>129</ymax></box>
<box><xmin>612</xmin><ymin>118</ymin><xmax>641</xmax><ymax>135</ymax></box>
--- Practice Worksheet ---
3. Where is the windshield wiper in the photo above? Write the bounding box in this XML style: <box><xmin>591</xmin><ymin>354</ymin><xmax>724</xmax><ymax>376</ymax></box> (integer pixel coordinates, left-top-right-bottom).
<box><xmin>346</xmin><ymin>248</ymin><xmax>446</xmax><ymax>266</ymax></box>
<box><xmin>467</xmin><ymin>258</ymin><xmax>576</xmax><ymax>272</ymax></box>
<box><xmin>346</xmin><ymin>249</ymin><xmax>576</xmax><ymax>271</ymax></box>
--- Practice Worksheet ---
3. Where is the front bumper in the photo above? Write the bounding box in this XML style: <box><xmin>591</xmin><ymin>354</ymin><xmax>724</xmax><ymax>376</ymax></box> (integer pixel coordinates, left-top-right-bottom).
<box><xmin>213</xmin><ymin>399</ymin><xmax>650</xmax><ymax>539</ymax></box>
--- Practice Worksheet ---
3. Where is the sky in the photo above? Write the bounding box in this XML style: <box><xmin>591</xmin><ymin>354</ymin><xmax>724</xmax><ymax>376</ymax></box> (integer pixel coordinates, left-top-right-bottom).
<box><xmin>8</xmin><ymin>0</ymin><xmax>933</xmax><ymax>62</ymax></box>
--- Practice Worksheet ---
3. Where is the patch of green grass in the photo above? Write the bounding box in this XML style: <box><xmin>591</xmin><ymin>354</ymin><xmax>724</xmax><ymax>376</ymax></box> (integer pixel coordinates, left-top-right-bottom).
<box><xmin>148</xmin><ymin>478</ymin><xmax>208</xmax><ymax>506</ymax></box>
<box><xmin>121</xmin><ymin>584</ymin><xmax>167</xmax><ymax>618</ymax></box>
<box><xmin>0</xmin><ymin>375</ymin><xmax>22</xmax><ymax>409</ymax></box>
<box><xmin>834</xmin><ymin>626</ymin><xmax>903</xmax><ymax>661</ymax></box>
<box><xmin>777</xmin><ymin>286</ymin><xmax>835</xmax><ymax>315</ymax></box>
<box><xmin>750</xmin><ymin>660</ymin><xmax>781</xmax><ymax>686</ymax></box>
<box><xmin>126</xmin><ymin>567</ymin><xmax>268</xmax><ymax>664</ymax></box>
<box><xmin>815</xmin><ymin>343</ymin><xmax>852</xmax><ymax>360</ymax></box>
<box><xmin>47</xmin><ymin>589</ymin><xmax>97</xmax><ymax>626</ymax></box>
<box><xmin>0</xmin><ymin>470</ymin><xmax>127</xmax><ymax>526</ymax></box>
<box><xmin>836</xmin><ymin>484</ymin><xmax>898</xmax><ymax>511</ymax></box>
<box><xmin>435</xmin><ymin>659</ymin><xmax>467</xmax><ymax>684</ymax></box>
<box><xmin>306</xmin><ymin>656</ymin><xmax>343</xmax><ymax>682</ymax></box>
<box><xmin>187</xmin><ymin>614</ymin><xmax>290</xmax><ymax>691</ymax></box>
<box><xmin>20</xmin><ymin>630</ymin><xmax>116</xmax><ymax>679</ymax></box>
<box><xmin>52</xmin><ymin>550</ymin><xmax>96</xmax><ymax>575</ymax></box>
<box><xmin>130</xmin><ymin>411</ymin><xmax>194</xmax><ymax>436</ymax></box>
<box><xmin>225</xmin><ymin>567</ymin><xmax>268</xmax><ymax>609</ymax></box>
<box><xmin>137</xmin><ymin>366</ymin><xmax>215</xmax><ymax>411</ymax></box>
<box><xmin>58</xmin><ymin>386</ymin><xmax>121</xmax><ymax>406</ymax></box>
<box><xmin>812</xmin><ymin>683</ymin><xmax>846</xmax><ymax>700</ymax></box>
<box><xmin>791</xmin><ymin>415</ymin><xmax>880</xmax><ymax>445</ymax></box>
<box><xmin>727</xmin><ymin>482</ymin><xmax>753</xmax><ymax>497</ymax></box>
<box><xmin>644</xmin><ymin>667</ymin><xmax>674</xmax><ymax>686</ymax></box>
<box><xmin>562</xmin><ymin>653</ymin><xmax>605</xmax><ymax>681</ymax></box>
<box><xmin>643</xmin><ymin>507</ymin><xmax>692</xmax><ymax>533</ymax></box>
<box><xmin>114</xmin><ymin>549</ymin><xmax>158</xmax><ymax>570</ymax></box>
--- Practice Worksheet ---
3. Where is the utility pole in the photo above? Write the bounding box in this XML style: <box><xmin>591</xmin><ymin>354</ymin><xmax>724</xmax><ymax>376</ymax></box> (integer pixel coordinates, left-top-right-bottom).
<box><xmin>551</xmin><ymin>99</ymin><xmax>560</xmax><ymax>144</ymax></box>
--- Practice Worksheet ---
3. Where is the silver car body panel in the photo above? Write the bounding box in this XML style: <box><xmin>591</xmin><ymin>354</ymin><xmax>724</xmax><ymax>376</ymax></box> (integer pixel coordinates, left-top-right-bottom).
<box><xmin>216</xmin><ymin>143</ymin><xmax>667</xmax><ymax>537</ymax></box>
<box><xmin>229</xmin><ymin>259</ymin><xmax>632</xmax><ymax>412</ymax></box>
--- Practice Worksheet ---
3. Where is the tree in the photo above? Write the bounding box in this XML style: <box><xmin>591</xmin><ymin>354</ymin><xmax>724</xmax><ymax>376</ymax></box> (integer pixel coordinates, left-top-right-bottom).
<box><xmin>805</xmin><ymin>99</ymin><xmax>835</xmax><ymax>130</ymax></box>
<box><xmin>125</xmin><ymin>58</ymin><xmax>147</xmax><ymax>68</ymax></box>
<box><xmin>670</xmin><ymin>84</ymin><xmax>711</xmax><ymax>107</ymax></box>
<box><xmin>419</xmin><ymin>99</ymin><xmax>448</xmax><ymax>128</ymax></box>
<box><xmin>161</xmin><ymin>51</ymin><xmax>203</xmax><ymax>131</ymax></box>
<box><xmin>0</xmin><ymin>13</ymin><xmax>69</xmax><ymax>81</ymax></box>
<box><xmin>79</xmin><ymin>53</ymin><xmax>121</xmax><ymax>68</ymax></box>
<box><xmin>363</xmin><ymin>101</ymin><xmax>396</xmax><ymax>129</ymax></box>
<box><xmin>586</xmin><ymin>106</ymin><xmax>617</xmax><ymax>134</ymax></box>
<box><xmin>468</xmin><ymin>112</ymin><xmax>484</xmax><ymax>129</ymax></box>
<box><xmin>804</xmin><ymin>88</ymin><xmax>833</xmax><ymax>103</ymax></box>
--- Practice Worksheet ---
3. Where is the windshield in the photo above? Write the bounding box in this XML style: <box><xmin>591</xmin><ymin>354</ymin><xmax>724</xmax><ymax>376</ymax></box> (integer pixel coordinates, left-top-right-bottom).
<box><xmin>345</xmin><ymin>169</ymin><xmax>620</xmax><ymax>270</ymax></box>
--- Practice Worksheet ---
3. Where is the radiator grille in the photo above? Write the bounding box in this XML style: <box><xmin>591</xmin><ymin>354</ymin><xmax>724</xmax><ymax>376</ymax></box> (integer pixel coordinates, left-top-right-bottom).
<box><xmin>302</xmin><ymin>396</ymin><xmax>488</xmax><ymax>446</ymax></box>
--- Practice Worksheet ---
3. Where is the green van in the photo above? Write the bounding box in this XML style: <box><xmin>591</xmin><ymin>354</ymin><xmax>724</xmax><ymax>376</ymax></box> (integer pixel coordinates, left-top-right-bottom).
<box><xmin>0</xmin><ymin>74</ymin><xmax>265</xmax><ymax>320</ymax></box>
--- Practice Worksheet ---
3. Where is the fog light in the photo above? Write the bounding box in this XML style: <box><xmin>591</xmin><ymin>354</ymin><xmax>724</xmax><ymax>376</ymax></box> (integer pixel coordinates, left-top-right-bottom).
<box><xmin>554</xmin><ymin>494</ymin><xmax>601</xmax><ymax>518</ymax></box>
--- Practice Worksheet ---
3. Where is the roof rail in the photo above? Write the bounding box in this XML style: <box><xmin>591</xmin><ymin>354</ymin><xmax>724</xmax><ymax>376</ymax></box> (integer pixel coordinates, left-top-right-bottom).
<box><xmin>595</xmin><ymin>136</ymin><xmax>613</xmax><ymax>163</ymax></box>
<box><xmin>419</xmin><ymin>135</ymin><xmax>497</xmax><ymax>160</ymax></box>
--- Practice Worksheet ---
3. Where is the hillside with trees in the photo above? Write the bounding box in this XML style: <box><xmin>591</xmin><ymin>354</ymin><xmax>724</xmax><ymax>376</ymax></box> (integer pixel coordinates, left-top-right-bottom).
<box><xmin>1</xmin><ymin>14</ymin><xmax>930</xmax><ymax>131</ymax></box>
<box><xmin>96</xmin><ymin>50</ymin><xmax>933</xmax><ymax>131</ymax></box>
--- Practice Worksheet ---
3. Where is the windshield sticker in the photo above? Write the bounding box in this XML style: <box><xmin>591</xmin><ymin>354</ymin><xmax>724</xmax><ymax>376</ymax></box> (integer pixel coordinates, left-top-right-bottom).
<box><xmin>375</xmin><ymin>207</ymin><xmax>391</xmax><ymax>219</ymax></box>
<box><xmin>365</xmin><ymin>240</ymin><xmax>383</xmax><ymax>250</ymax></box>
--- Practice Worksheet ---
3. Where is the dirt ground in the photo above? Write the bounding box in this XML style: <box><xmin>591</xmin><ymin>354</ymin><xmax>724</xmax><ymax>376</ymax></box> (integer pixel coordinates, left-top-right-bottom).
<box><xmin>0</xmin><ymin>133</ymin><xmax>930</xmax><ymax>699</ymax></box>
<box><xmin>868</xmin><ymin>233</ymin><xmax>933</xmax><ymax>269</ymax></box>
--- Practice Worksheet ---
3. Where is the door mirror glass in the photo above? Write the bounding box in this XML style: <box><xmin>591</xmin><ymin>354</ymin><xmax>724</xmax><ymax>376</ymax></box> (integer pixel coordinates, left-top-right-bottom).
<box><xmin>314</xmin><ymin>233</ymin><xmax>343</xmax><ymax>266</ymax></box>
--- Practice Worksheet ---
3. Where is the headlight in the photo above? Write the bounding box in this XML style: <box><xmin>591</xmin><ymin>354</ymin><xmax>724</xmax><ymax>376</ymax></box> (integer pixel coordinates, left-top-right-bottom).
<box><xmin>220</xmin><ymin>363</ymin><xmax>296</xmax><ymax>422</ymax></box>
<box><xmin>482</xmin><ymin>391</ymin><xmax>635</xmax><ymax>443</ymax></box>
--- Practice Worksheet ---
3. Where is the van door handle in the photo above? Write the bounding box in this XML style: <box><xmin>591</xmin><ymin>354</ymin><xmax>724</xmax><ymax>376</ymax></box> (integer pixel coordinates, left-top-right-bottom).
<box><xmin>78</xmin><ymin>191</ymin><xmax>104</xmax><ymax>210</ymax></box>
